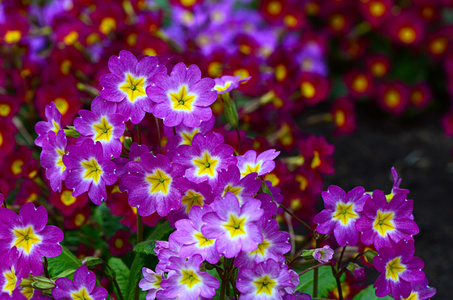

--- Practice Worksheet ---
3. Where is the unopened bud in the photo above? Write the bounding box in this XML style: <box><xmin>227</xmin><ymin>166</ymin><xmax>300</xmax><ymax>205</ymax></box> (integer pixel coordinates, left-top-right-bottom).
<box><xmin>81</xmin><ymin>256</ymin><xmax>103</xmax><ymax>268</ymax></box>
<box><xmin>64</xmin><ymin>126</ymin><xmax>80</xmax><ymax>138</ymax></box>
<box><xmin>221</xmin><ymin>93</ymin><xmax>238</xmax><ymax>128</ymax></box>
<box><xmin>123</xmin><ymin>136</ymin><xmax>133</xmax><ymax>151</ymax></box>
<box><xmin>364</xmin><ymin>250</ymin><xmax>378</xmax><ymax>263</ymax></box>
<box><xmin>347</xmin><ymin>263</ymin><xmax>366</xmax><ymax>281</ymax></box>
<box><xmin>31</xmin><ymin>276</ymin><xmax>56</xmax><ymax>290</ymax></box>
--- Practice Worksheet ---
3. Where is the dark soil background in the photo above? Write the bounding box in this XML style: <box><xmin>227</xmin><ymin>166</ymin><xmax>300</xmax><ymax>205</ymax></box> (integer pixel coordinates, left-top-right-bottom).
<box><xmin>300</xmin><ymin>103</ymin><xmax>453</xmax><ymax>299</ymax></box>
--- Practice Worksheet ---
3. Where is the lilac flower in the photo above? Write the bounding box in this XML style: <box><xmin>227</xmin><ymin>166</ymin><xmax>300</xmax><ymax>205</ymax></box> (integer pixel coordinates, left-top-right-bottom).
<box><xmin>236</xmin><ymin>259</ymin><xmax>299</xmax><ymax>300</ymax></box>
<box><xmin>214</xmin><ymin>165</ymin><xmax>261</xmax><ymax>205</ymax></box>
<box><xmin>404</xmin><ymin>278</ymin><xmax>436</xmax><ymax>300</ymax></box>
<box><xmin>0</xmin><ymin>248</ymin><xmax>27</xmax><ymax>299</ymax></box>
<box><xmin>100</xmin><ymin>50</ymin><xmax>167</xmax><ymax>124</ymax></box>
<box><xmin>155</xmin><ymin>240</ymin><xmax>181</xmax><ymax>273</ymax></box>
<box><xmin>160</xmin><ymin>254</ymin><xmax>219</xmax><ymax>300</ymax></box>
<box><xmin>389</xmin><ymin>167</ymin><xmax>409</xmax><ymax>200</ymax></box>
<box><xmin>313</xmin><ymin>185</ymin><xmax>369</xmax><ymax>247</ymax></box>
<box><xmin>113</xmin><ymin>142</ymin><xmax>151</xmax><ymax>191</ymax></box>
<box><xmin>373</xmin><ymin>240</ymin><xmax>425</xmax><ymax>299</ymax></box>
<box><xmin>313</xmin><ymin>245</ymin><xmax>334</xmax><ymax>263</ymax></box>
<box><xmin>40</xmin><ymin>130</ymin><xmax>67</xmax><ymax>192</ymax></box>
<box><xmin>170</xmin><ymin>205</ymin><xmax>220</xmax><ymax>264</ymax></box>
<box><xmin>234</xmin><ymin>218</ymin><xmax>291</xmax><ymax>269</ymax></box>
<box><xmin>174</xmin><ymin>132</ymin><xmax>237</xmax><ymax>187</ymax></box>
<box><xmin>356</xmin><ymin>190</ymin><xmax>419</xmax><ymax>250</ymax></box>
<box><xmin>213</xmin><ymin>75</ymin><xmax>251</xmax><ymax>94</ymax></box>
<box><xmin>34</xmin><ymin>101</ymin><xmax>62</xmax><ymax>147</ymax></box>
<box><xmin>63</xmin><ymin>139</ymin><xmax>117</xmax><ymax>204</ymax></box>
<box><xmin>121</xmin><ymin>153</ymin><xmax>189</xmax><ymax>217</ymax></box>
<box><xmin>283</xmin><ymin>292</ymin><xmax>312</xmax><ymax>300</ymax></box>
<box><xmin>146</xmin><ymin>62</ymin><xmax>217</xmax><ymax>127</ymax></box>
<box><xmin>0</xmin><ymin>203</ymin><xmax>63</xmax><ymax>275</ymax></box>
<box><xmin>139</xmin><ymin>267</ymin><xmax>165</xmax><ymax>300</ymax></box>
<box><xmin>52</xmin><ymin>266</ymin><xmax>108</xmax><ymax>300</ymax></box>
<box><xmin>236</xmin><ymin>149</ymin><xmax>280</xmax><ymax>178</ymax></box>
<box><xmin>201</xmin><ymin>193</ymin><xmax>263</xmax><ymax>258</ymax></box>
<box><xmin>74</xmin><ymin>96</ymin><xmax>125</xmax><ymax>159</ymax></box>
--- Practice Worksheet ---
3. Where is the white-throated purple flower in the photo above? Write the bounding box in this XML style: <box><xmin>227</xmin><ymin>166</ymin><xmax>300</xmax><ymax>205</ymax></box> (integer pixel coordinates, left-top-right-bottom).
<box><xmin>356</xmin><ymin>190</ymin><xmax>419</xmax><ymax>250</ymax></box>
<box><xmin>160</xmin><ymin>254</ymin><xmax>219</xmax><ymax>300</ymax></box>
<box><xmin>63</xmin><ymin>139</ymin><xmax>117</xmax><ymax>204</ymax></box>
<box><xmin>0</xmin><ymin>248</ymin><xmax>27</xmax><ymax>299</ymax></box>
<box><xmin>146</xmin><ymin>62</ymin><xmax>217</xmax><ymax>127</ymax></box>
<box><xmin>170</xmin><ymin>205</ymin><xmax>220</xmax><ymax>264</ymax></box>
<box><xmin>234</xmin><ymin>218</ymin><xmax>291</xmax><ymax>269</ymax></box>
<box><xmin>373</xmin><ymin>240</ymin><xmax>425</xmax><ymax>299</ymax></box>
<box><xmin>139</xmin><ymin>266</ymin><xmax>165</xmax><ymax>300</ymax></box>
<box><xmin>313</xmin><ymin>185</ymin><xmax>369</xmax><ymax>247</ymax></box>
<box><xmin>34</xmin><ymin>101</ymin><xmax>62</xmax><ymax>147</ymax></box>
<box><xmin>404</xmin><ymin>277</ymin><xmax>436</xmax><ymax>300</ymax></box>
<box><xmin>173</xmin><ymin>132</ymin><xmax>237</xmax><ymax>187</ymax></box>
<box><xmin>236</xmin><ymin>149</ymin><xmax>280</xmax><ymax>178</ymax></box>
<box><xmin>52</xmin><ymin>266</ymin><xmax>108</xmax><ymax>300</ymax></box>
<box><xmin>201</xmin><ymin>192</ymin><xmax>263</xmax><ymax>258</ymax></box>
<box><xmin>74</xmin><ymin>96</ymin><xmax>125</xmax><ymax>159</ymax></box>
<box><xmin>312</xmin><ymin>245</ymin><xmax>334</xmax><ymax>264</ymax></box>
<box><xmin>100</xmin><ymin>50</ymin><xmax>166</xmax><ymax>124</ymax></box>
<box><xmin>236</xmin><ymin>259</ymin><xmax>299</xmax><ymax>300</ymax></box>
<box><xmin>0</xmin><ymin>203</ymin><xmax>63</xmax><ymax>276</ymax></box>
<box><xmin>121</xmin><ymin>153</ymin><xmax>189</xmax><ymax>217</ymax></box>
<box><xmin>40</xmin><ymin>130</ymin><xmax>67</xmax><ymax>192</ymax></box>
<box><xmin>213</xmin><ymin>75</ymin><xmax>251</xmax><ymax>94</ymax></box>
<box><xmin>214</xmin><ymin>165</ymin><xmax>261</xmax><ymax>205</ymax></box>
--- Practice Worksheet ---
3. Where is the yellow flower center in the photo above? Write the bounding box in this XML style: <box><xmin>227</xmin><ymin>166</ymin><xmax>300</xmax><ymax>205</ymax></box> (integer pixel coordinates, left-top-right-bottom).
<box><xmin>222</xmin><ymin>185</ymin><xmax>242</xmax><ymax>197</ymax></box>
<box><xmin>61</xmin><ymin>59</ymin><xmax>72</xmax><ymax>75</ymax></box>
<box><xmin>154</xmin><ymin>274</ymin><xmax>162</xmax><ymax>288</ymax></box>
<box><xmin>301</xmin><ymin>82</ymin><xmax>316</xmax><ymax>98</ymax></box>
<box><xmin>54</xmin><ymin>98</ymin><xmax>69</xmax><ymax>115</ymax></box>
<box><xmin>402</xmin><ymin>292</ymin><xmax>418</xmax><ymax>300</ymax></box>
<box><xmin>193</xmin><ymin>152</ymin><xmax>219</xmax><ymax>177</ymax></box>
<box><xmin>384</xmin><ymin>89</ymin><xmax>401</xmax><ymax>108</ymax></box>
<box><xmin>11</xmin><ymin>160</ymin><xmax>24</xmax><ymax>175</ymax></box>
<box><xmin>61</xmin><ymin>190</ymin><xmax>76</xmax><ymax>206</ymax></box>
<box><xmin>240</xmin><ymin>163</ymin><xmax>261</xmax><ymax>177</ymax></box>
<box><xmin>267</xmin><ymin>1</ymin><xmax>282</xmax><ymax>15</ymax></box>
<box><xmin>275</xmin><ymin>64</ymin><xmax>287</xmax><ymax>82</ymax></box>
<box><xmin>181</xmin><ymin>190</ymin><xmax>204</xmax><ymax>213</ymax></box>
<box><xmin>194</xmin><ymin>232</ymin><xmax>214</xmax><ymax>247</ymax></box>
<box><xmin>119</xmin><ymin>74</ymin><xmax>146</xmax><ymax>103</ymax></box>
<box><xmin>369</xmin><ymin>1</ymin><xmax>386</xmax><ymax>17</ymax></box>
<box><xmin>398</xmin><ymin>26</ymin><xmax>417</xmax><ymax>44</ymax></box>
<box><xmin>233</xmin><ymin>68</ymin><xmax>250</xmax><ymax>80</ymax></box>
<box><xmin>146</xmin><ymin>169</ymin><xmax>172</xmax><ymax>194</ymax></box>
<box><xmin>311</xmin><ymin>151</ymin><xmax>321</xmax><ymax>169</ymax></box>
<box><xmin>75</xmin><ymin>214</ymin><xmax>86</xmax><ymax>227</ymax></box>
<box><xmin>371</xmin><ymin>62</ymin><xmax>386</xmax><ymax>77</ymax></box>
<box><xmin>181</xmin><ymin>129</ymin><xmax>199</xmax><ymax>146</ymax></box>
<box><xmin>180</xmin><ymin>270</ymin><xmax>201</xmax><ymax>289</ymax></box>
<box><xmin>13</xmin><ymin>226</ymin><xmax>41</xmax><ymax>254</ymax></box>
<box><xmin>352</xmin><ymin>75</ymin><xmax>368</xmax><ymax>93</ymax></box>
<box><xmin>71</xmin><ymin>287</ymin><xmax>93</xmax><ymax>300</ymax></box>
<box><xmin>223</xmin><ymin>214</ymin><xmax>246</xmax><ymax>238</ymax></box>
<box><xmin>0</xmin><ymin>104</ymin><xmax>11</xmax><ymax>117</ymax></box>
<box><xmin>333</xmin><ymin>203</ymin><xmax>358</xmax><ymax>225</ymax></box>
<box><xmin>56</xmin><ymin>148</ymin><xmax>66</xmax><ymax>171</ymax></box>
<box><xmin>0</xmin><ymin>132</ymin><xmax>3</xmax><ymax>147</ymax></box>
<box><xmin>250</xmin><ymin>239</ymin><xmax>271</xmax><ymax>256</ymax></box>
<box><xmin>93</xmin><ymin>116</ymin><xmax>114</xmax><ymax>142</ymax></box>
<box><xmin>214</xmin><ymin>82</ymin><xmax>232</xmax><ymax>93</ymax></box>
<box><xmin>63</xmin><ymin>31</ymin><xmax>79</xmax><ymax>45</ymax></box>
<box><xmin>81</xmin><ymin>158</ymin><xmax>103</xmax><ymax>183</ymax></box>
<box><xmin>254</xmin><ymin>275</ymin><xmax>277</xmax><ymax>295</ymax></box>
<box><xmin>335</xmin><ymin>110</ymin><xmax>346</xmax><ymax>127</ymax></box>
<box><xmin>169</xmin><ymin>85</ymin><xmax>196</xmax><ymax>111</ymax></box>
<box><xmin>114</xmin><ymin>238</ymin><xmax>124</xmax><ymax>248</ymax></box>
<box><xmin>264</xmin><ymin>173</ymin><xmax>280</xmax><ymax>187</ymax></box>
<box><xmin>208</xmin><ymin>62</ymin><xmax>222</xmax><ymax>77</ymax></box>
<box><xmin>2</xmin><ymin>266</ymin><xmax>17</xmax><ymax>295</ymax></box>
<box><xmin>52</xmin><ymin>120</ymin><xmax>60</xmax><ymax>134</ymax></box>
<box><xmin>100</xmin><ymin>17</ymin><xmax>116</xmax><ymax>35</ymax></box>
<box><xmin>385</xmin><ymin>256</ymin><xmax>406</xmax><ymax>281</ymax></box>
<box><xmin>373</xmin><ymin>210</ymin><xmax>395</xmax><ymax>236</ymax></box>
<box><xmin>4</xmin><ymin>30</ymin><xmax>21</xmax><ymax>44</ymax></box>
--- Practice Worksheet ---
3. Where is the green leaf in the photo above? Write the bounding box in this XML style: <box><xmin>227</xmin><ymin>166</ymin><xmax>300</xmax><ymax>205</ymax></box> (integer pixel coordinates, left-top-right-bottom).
<box><xmin>47</xmin><ymin>247</ymin><xmax>81</xmax><ymax>278</ymax></box>
<box><xmin>352</xmin><ymin>285</ymin><xmax>393</xmax><ymax>300</ymax></box>
<box><xmin>108</xmin><ymin>257</ymin><xmax>130</xmax><ymax>299</ymax></box>
<box><xmin>134</xmin><ymin>221</ymin><xmax>174</xmax><ymax>255</ymax></box>
<box><xmin>296</xmin><ymin>266</ymin><xmax>345</xmax><ymax>298</ymax></box>
<box><xmin>133</xmin><ymin>240</ymin><xmax>157</xmax><ymax>255</ymax></box>
<box><xmin>93</xmin><ymin>202</ymin><xmax>126</xmax><ymax>238</ymax></box>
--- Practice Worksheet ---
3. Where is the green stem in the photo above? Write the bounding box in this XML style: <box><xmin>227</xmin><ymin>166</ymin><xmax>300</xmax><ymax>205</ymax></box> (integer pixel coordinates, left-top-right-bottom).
<box><xmin>278</xmin><ymin>204</ymin><xmax>313</xmax><ymax>233</ymax></box>
<box><xmin>313</xmin><ymin>239</ymin><xmax>320</xmax><ymax>298</ymax></box>
<box><xmin>330</xmin><ymin>261</ymin><xmax>344</xmax><ymax>300</ymax></box>
<box><xmin>103</xmin><ymin>263</ymin><xmax>125</xmax><ymax>300</ymax></box>
<box><xmin>337</xmin><ymin>246</ymin><xmax>347</xmax><ymax>271</ymax></box>
<box><xmin>154</xmin><ymin>117</ymin><xmax>162</xmax><ymax>154</ymax></box>
<box><xmin>297</xmin><ymin>262</ymin><xmax>330</xmax><ymax>276</ymax></box>
<box><xmin>43</xmin><ymin>257</ymin><xmax>50</xmax><ymax>278</ymax></box>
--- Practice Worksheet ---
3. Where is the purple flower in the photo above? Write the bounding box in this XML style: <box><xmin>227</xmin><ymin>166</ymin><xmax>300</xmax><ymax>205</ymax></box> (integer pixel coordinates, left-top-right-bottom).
<box><xmin>113</xmin><ymin>142</ymin><xmax>151</xmax><ymax>191</ymax></box>
<box><xmin>283</xmin><ymin>292</ymin><xmax>312</xmax><ymax>300</ymax></box>
<box><xmin>34</xmin><ymin>101</ymin><xmax>62</xmax><ymax>147</ymax></box>
<box><xmin>236</xmin><ymin>149</ymin><xmax>280</xmax><ymax>178</ymax></box>
<box><xmin>174</xmin><ymin>132</ymin><xmax>237</xmax><ymax>187</ymax></box>
<box><xmin>0</xmin><ymin>248</ymin><xmax>27</xmax><ymax>299</ymax></box>
<box><xmin>121</xmin><ymin>153</ymin><xmax>189</xmax><ymax>217</ymax></box>
<box><xmin>100</xmin><ymin>50</ymin><xmax>167</xmax><ymax>124</ymax></box>
<box><xmin>390</xmin><ymin>167</ymin><xmax>409</xmax><ymax>199</ymax></box>
<box><xmin>40</xmin><ymin>130</ymin><xmax>67</xmax><ymax>192</ymax></box>
<box><xmin>313</xmin><ymin>245</ymin><xmax>334</xmax><ymax>264</ymax></box>
<box><xmin>74</xmin><ymin>96</ymin><xmax>125</xmax><ymax>159</ymax></box>
<box><xmin>405</xmin><ymin>278</ymin><xmax>436</xmax><ymax>300</ymax></box>
<box><xmin>352</xmin><ymin>266</ymin><xmax>366</xmax><ymax>281</ymax></box>
<box><xmin>160</xmin><ymin>254</ymin><xmax>219</xmax><ymax>300</ymax></box>
<box><xmin>0</xmin><ymin>203</ymin><xmax>63</xmax><ymax>276</ymax></box>
<box><xmin>213</xmin><ymin>75</ymin><xmax>251</xmax><ymax>94</ymax></box>
<box><xmin>52</xmin><ymin>266</ymin><xmax>108</xmax><ymax>300</ymax></box>
<box><xmin>146</xmin><ymin>62</ymin><xmax>217</xmax><ymax>127</ymax></box>
<box><xmin>63</xmin><ymin>139</ymin><xmax>117</xmax><ymax>204</ymax></box>
<box><xmin>201</xmin><ymin>193</ymin><xmax>263</xmax><ymax>258</ymax></box>
<box><xmin>313</xmin><ymin>185</ymin><xmax>369</xmax><ymax>247</ymax></box>
<box><xmin>236</xmin><ymin>259</ymin><xmax>299</xmax><ymax>300</ymax></box>
<box><xmin>214</xmin><ymin>165</ymin><xmax>261</xmax><ymax>205</ymax></box>
<box><xmin>356</xmin><ymin>190</ymin><xmax>419</xmax><ymax>250</ymax></box>
<box><xmin>373</xmin><ymin>240</ymin><xmax>425</xmax><ymax>299</ymax></box>
<box><xmin>139</xmin><ymin>267</ymin><xmax>165</xmax><ymax>300</ymax></box>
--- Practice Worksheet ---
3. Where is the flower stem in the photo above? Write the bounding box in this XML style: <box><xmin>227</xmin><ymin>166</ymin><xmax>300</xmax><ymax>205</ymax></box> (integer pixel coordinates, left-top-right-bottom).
<box><xmin>313</xmin><ymin>239</ymin><xmax>320</xmax><ymax>298</ymax></box>
<box><xmin>278</xmin><ymin>204</ymin><xmax>313</xmax><ymax>233</ymax></box>
<box><xmin>154</xmin><ymin>117</ymin><xmax>162</xmax><ymax>154</ymax></box>
<box><xmin>297</xmin><ymin>262</ymin><xmax>330</xmax><ymax>276</ymax></box>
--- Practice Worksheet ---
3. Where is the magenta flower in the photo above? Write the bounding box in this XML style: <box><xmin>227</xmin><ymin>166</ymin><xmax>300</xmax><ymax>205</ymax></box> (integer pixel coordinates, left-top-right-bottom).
<box><xmin>139</xmin><ymin>267</ymin><xmax>165</xmax><ymax>300</ymax></box>
<box><xmin>173</xmin><ymin>132</ymin><xmax>237</xmax><ymax>187</ymax></box>
<box><xmin>160</xmin><ymin>254</ymin><xmax>219</xmax><ymax>300</ymax></box>
<box><xmin>201</xmin><ymin>193</ymin><xmax>263</xmax><ymax>258</ymax></box>
<box><xmin>34</xmin><ymin>101</ymin><xmax>62</xmax><ymax>147</ymax></box>
<box><xmin>170</xmin><ymin>205</ymin><xmax>220</xmax><ymax>264</ymax></box>
<box><xmin>236</xmin><ymin>149</ymin><xmax>280</xmax><ymax>178</ymax></box>
<box><xmin>213</xmin><ymin>75</ymin><xmax>251</xmax><ymax>94</ymax></box>
<box><xmin>63</xmin><ymin>139</ymin><xmax>117</xmax><ymax>204</ymax></box>
<box><xmin>0</xmin><ymin>248</ymin><xmax>27</xmax><ymax>299</ymax></box>
<box><xmin>390</xmin><ymin>167</ymin><xmax>409</xmax><ymax>197</ymax></box>
<box><xmin>0</xmin><ymin>203</ymin><xmax>63</xmax><ymax>276</ymax></box>
<box><xmin>52</xmin><ymin>266</ymin><xmax>108</xmax><ymax>300</ymax></box>
<box><xmin>373</xmin><ymin>240</ymin><xmax>425</xmax><ymax>299</ymax></box>
<box><xmin>100</xmin><ymin>50</ymin><xmax>167</xmax><ymax>124</ymax></box>
<box><xmin>312</xmin><ymin>245</ymin><xmax>334</xmax><ymax>264</ymax></box>
<box><xmin>214</xmin><ymin>165</ymin><xmax>261</xmax><ymax>205</ymax></box>
<box><xmin>236</xmin><ymin>259</ymin><xmax>299</xmax><ymax>300</ymax></box>
<box><xmin>74</xmin><ymin>96</ymin><xmax>125</xmax><ymax>159</ymax></box>
<box><xmin>146</xmin><ymin>62</ymin><xmax>217</xmax><ymax>127</ymax></box>
<box><xmin>356</xmin><ymin>190</ymin><xmax>419</xmax><ymax>250</ymax></box>
<box><xmin>405</xmin><ymin>278</ymin><xmax>436</xmax><ymax>300</ymax></box>
<box><xmin>313</xmin><ymin>185</ymin><xmax>369</xmax><ymax>247</ymax></box>
<box><xmin>121</xmin><ymin>153</ymin><xmax>189</xmax><ymax>217</ymax></box>
<box><xmin>40</xmin><ymin>130</ymin><xmax>67</xmax><ymax>192</ymax></box>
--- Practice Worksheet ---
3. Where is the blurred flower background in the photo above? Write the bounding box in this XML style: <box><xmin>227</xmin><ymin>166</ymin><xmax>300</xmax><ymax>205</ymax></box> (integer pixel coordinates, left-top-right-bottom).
<box><xmin>1</xmin><ymin>0</ymin><xmax>452</xmax><ymax>298</ymax></box>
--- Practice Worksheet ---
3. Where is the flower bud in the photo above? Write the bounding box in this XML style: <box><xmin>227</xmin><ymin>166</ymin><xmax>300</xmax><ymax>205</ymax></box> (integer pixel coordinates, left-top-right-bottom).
<box><xmin>81</xmin><ymin>256</ymin><xmax>104</xmax><ymax>268</ymax></box>
<box><xmin>31</xmin><ymin>275</ymin><xmax>56</xmax><ymax>290</ymax></box>
<box><xmin>220</xmin><ymin>93</ymin><xmax>238</xmax><ymax>128</ymax></box>
<box><xmin>347</xmin><ymin>263</ymin><xmax>366</xmax><ymax>281</ymax></box>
